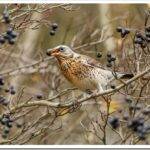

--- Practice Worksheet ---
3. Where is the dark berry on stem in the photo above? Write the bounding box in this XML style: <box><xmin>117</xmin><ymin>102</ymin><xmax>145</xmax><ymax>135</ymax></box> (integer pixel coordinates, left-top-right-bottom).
<box><xmin>50</xmin><ymin>30</ymin><xmax>55</xmax><ymax>36</ymax></box>
<box><xmin>0</xmin><ymin>76</ymin><xmax>4</xmax><ymax>86</ymax></box>
<box><xmin>5</xmin><ymin>88</ymin><xmax>9</xmax><ymax>93</ymax></box>
<box><xmin>145</xmin><ymin>26</ymin><xmax>150</xmax><ymax>32</ymax></box>
<box><xmin>111</xmin><ymin>84</ymin><xmax>116</xmax><ymax>89</ymax></box>
<box><xmin>109</xmin><ymin>117</ymin><xmax>120</xmax><ymax>129</ymax></box>
<box><xmin>97</xmin><ymin>52</ymin><xmax>102</xmax><ymax>58</ymax></box>
<box><xmin>10</xmin><ymin>89</ymin><xmax>16</xmax><ymax>95</ymax></box>
<box><xmin>36</xmin><ymin>94</ymin><xmax>43</xmax><ymax>99</ymax></box>
<box><xmin>16</xmin><ymin>122</ymin><xmax>23</xmax><ymax>128</ymax></box>
<box><xmin>107</xmin><ymin>52</ymin><xmax>111</xmax><ymax>58</ymax></box>
<box><xmin>8</xmin><ymin>38</ymin><xmax>15</xmax><ymax>45</ymax></box>
<box><xmin>1</xmin><ymin>117</ymin><xmax>9</xmax><ymax>125</ymax></box>
<box><xmin>2</xmin><ymin>133</ymin><xmax>7</xmax><ymax>139</ymax></box>
<box><xmin>107</xmin><ymin>57</ymin><xmax>112</xmax><ymax>63</ymax></box>
<box><xmin>3</xmin><ymin>11</ymin><xmax>10</xmax><ymax>24</ymax></box>
<box><xmin>3</xmin><ymin>126</ymin><xmax>10</xmax><ymax>134</ymax></box>
<box><xmin>111</xmin><ymin>56</ymin><xmax>116</xmax><ymax>61</ymax></box>
<box><xmin>116</xmin><ymin>27</ymin><xmax>122</xmax><ymax>32</ymax></box>
<box><xmin>0</xmin><ymin>36</ymin><xmax>5</xmax><ymax>44</ymax></box>
<box><xmin>6</xmin><ymin>28</ymin><xmax>13</xmax><ymax>35</ymax></box>
<box><xmin>107</xmin><ymin>63</ymin><xmax>112</xmax><ymax>68</ymax></box>
<box><xmin>51</xmin><ymin>23</ymin><xmax>58</xmax><ymax>31</ymax></box>
<box><xmin>6</xmin><ymin>122</ymin><xmax>13</xmax><ymax>128</ymax></box>
<box><xmin>11</xmin><ymin>31</ymin><xmax>17</xmax><ymax>38</ymax></box>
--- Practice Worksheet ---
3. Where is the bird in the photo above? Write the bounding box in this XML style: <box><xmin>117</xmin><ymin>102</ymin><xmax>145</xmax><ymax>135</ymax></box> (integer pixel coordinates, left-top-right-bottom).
<box><xmin>46</xmin><ymin>45</ymin><xmax>133</xmax><ymax>93</ymax></box>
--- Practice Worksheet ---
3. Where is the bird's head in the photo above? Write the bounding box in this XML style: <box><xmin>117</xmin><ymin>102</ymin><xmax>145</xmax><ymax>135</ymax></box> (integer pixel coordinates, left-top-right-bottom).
<box><xmin>46</xmin><ymin>45</ymin><xmax>75</xmax><ymax>59</ymax></box>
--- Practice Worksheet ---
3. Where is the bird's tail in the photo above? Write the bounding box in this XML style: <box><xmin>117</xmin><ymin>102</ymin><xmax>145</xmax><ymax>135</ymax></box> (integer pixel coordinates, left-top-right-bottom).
<box><xmin>121</xmin><ymin>73</ymin><xmax>134</xmax><ymax>79</ymax></box>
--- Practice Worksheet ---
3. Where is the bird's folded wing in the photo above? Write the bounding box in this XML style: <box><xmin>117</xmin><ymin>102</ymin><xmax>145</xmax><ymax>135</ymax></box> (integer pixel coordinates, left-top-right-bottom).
<box><xmin>79</xmin><ymin>54</ymin><xmax>107</xmax><ymax>70</ymax></box>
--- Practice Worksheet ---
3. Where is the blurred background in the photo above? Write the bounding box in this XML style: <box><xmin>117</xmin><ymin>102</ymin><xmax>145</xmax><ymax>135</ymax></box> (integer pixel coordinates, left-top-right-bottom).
<box><xmin>0</xmin><ymin>4</ymin><xmax>149</xmax><ymax>145</ymax></box>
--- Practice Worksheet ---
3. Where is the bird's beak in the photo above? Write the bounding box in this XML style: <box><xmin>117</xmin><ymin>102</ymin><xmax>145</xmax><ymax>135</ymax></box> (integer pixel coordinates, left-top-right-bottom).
<box><xmin>46</xmin><ymin>48</ymin><xmax>60</xmax><ymax>57</ymax></box>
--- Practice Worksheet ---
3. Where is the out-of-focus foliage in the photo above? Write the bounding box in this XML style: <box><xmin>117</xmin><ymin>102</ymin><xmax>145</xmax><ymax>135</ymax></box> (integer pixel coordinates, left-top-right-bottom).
<box><xmin>0</xmin><ymin>4</ymin><xmax>149</xmax><ymax>145</ymax></box>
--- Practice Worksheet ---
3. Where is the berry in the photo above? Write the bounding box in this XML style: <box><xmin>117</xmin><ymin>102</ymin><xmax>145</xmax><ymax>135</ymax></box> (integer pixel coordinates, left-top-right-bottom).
<box><xmin>1</xmin><ymin>117</ymin><xmax>9</xmax><ymax>125</ymax></box>
<box><xmin>10</xmin><ymin>89</ymin><xmax>16</xmax><ymax>95</ymax></box>
<box><xmin>107</xmin><ymin>57</ymin><xmax>112</xmax><ymax>63</ymax></box>
<box><xmin>2</xmin><ymin>133</ymin><xmax>7</xmax><ymax>139</ymax></box>
<box><xmin>127</xmin><ymin>117</ymin><xmax>144</xmax><ymax>132</ymax></box>
<box><xmin>145</xmin><ymin>32</ymin><xmax>150</xmax><ymax>38</ymax></box>
<box><xmin>111</xmin><ymin>84</ymin><xmax>116</xmax><ymax>89</ymax></box>
<box><xmin>36</xmin><ymin>94</ymin><xmax>43</xmax><ymax>99</ymax></box>
<box><xmin>107</xmin><ymin>63</ymin><xmax>112</xmax><ymax>68</ymax></box>
<box><xmin>125</xmin><ymin>96</ymin><xmax>132</xmax><ymax>103</ymax></box>
<box><xmin>123</xmin><ymin>114</ymin><xmax>129</xmax><ymax>121</ymax></box>
<box><xmin>107</xmin><ymin>52</ymin><xmax>111</xmax><ymax>58</ymax></box>
<box><xmin>145</xmin><ymin>26</ymin><xmax>150</xmax><ymax>32</ymax></box>
<box><xmin>121</xmin><ymin>29</ymin><xmax>126</xmax><ymax>38</ymax></box>
<box><xmin>3</xmin><ymin>34</ymin><xmax>11</xmax><ymax>40</ymax></box>
<box><xmin>3</xmin><ymin>11</ymin><xmax>10</xmax><ymax>24</ymax></box>
<box><xmin>3</xmin><ymin>126</ymin><xmax>10</xmax><ymax>134</ymax></box>
<box><xmin>51</xmin><ymin>23</ymin><xmax>58</xmax><ymax>31</ymax></box>
<box><xmin>10</xmin><ymin>31</ymin><xmax>17</xmax><ymax>38</ymax></box>
<box><xmin>109</xmin><ymin>117</ymin><xmax>120</xmax><ymax>129</ymax></box>
<box><xmin>0</xmin><ymin>76</ymin><xmax>4</xmax><ymax>86</ymax></box>
<box><xmin>134</xmin><ymin>38</ymin><xmax>143</xmax><ymax>45</ymax></box>
<box><xmin>0</xmin><ymin>36</ymin><xmax>5</xmax><ymax>44</ymax></box>
<box><xmin>8</xmin><ymin>38</ymin><xmax>15</xmax><ymax>45</ymax></box>
<box><xmin>111</xmin><ymin>56</ymin><xmax>116</xmax><ymax>61</ymax></box>
<box><xmin>16</xmin><ymin>122</ymin><xmax>23</xmax><ymax>128</ymax></box>
<box><xmin>96</xmin><ymin>52</ymin><xmax>102</xmax><ymax>58</ymax></box>
<box><xmin>5</xmin><ymin>88</ymin><xmax>9</xmax><ymax>93</ymax></box>
<box><xmin>142</xmin><ymin>108</ymin><xmax>150</xmax><ymax>115</ymax></box>
<box><xmin>125</xmin><ymin>29</ymin><xmax>130</xmax><ymax>34</ymax></box>
<box><xmin>2</xmin><ymin>99</ymin><xmax>9</xmax><ymax>106</ymax></box>
<box><xmin>135</xmin><ymin>32</ymin><xmax>143</xmax><ymax>38</ymax></box>
<box><xmin>129</xmin><ymin>104</ymin><xmax>141</xmax><ymax>111</ymax></box>
<box><xmin>50</xmin><ymin>30</ymin><xmax>55</xmax><ymax>36</ymax></box>
<box><xmin>0</xmin><ymin>97</ymin><xmax>5</xmax><ymax>104</ymax></box>
<box><xmin>6</xmin><ymin>122</ymin><xmax>13</xmax><ymax>128</ymax></box>
<box><xmin>6</xmin><ymin>28</ymin><xmax>13</xmax><ymax>35</ymax></box>
<box><xmin>116</xmin><ymin>27</ymin><xmax>122</xmax><ymax>32</ymax></box>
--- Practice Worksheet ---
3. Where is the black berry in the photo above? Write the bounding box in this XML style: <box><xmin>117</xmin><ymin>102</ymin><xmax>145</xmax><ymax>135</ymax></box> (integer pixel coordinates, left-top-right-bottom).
<box><xmin>50</xmin><ymin>30</ymin><xmax>55</xmax><ymax>36</ymax></box>
<box><xmin>51</xmin><ymin>23</ymin><xmax>58</xmax><ymax>31</ymax></box>
<box><xmin>109</xmin><ymin>117</ymin><xmax>120</xmax><ymax>129</ymax></box>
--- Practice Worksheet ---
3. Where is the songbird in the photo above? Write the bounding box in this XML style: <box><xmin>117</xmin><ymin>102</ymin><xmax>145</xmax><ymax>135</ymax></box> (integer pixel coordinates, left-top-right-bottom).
<box><xmin>46</xmin><ymin>45</ymin><xmax>133</xmax><ymax>93</ymax></box>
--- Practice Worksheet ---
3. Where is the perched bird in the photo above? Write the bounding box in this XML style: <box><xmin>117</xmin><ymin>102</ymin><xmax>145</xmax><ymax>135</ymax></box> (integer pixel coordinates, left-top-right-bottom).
<box><xmin>46</xmin><ymin>45</ymin><xmax>133</xmax><ymax>93</ymax></box>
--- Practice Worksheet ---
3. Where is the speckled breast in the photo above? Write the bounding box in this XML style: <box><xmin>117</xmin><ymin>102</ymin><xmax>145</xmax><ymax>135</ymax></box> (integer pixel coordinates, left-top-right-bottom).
<box><xmin>59</xmin><ymin>58</ymin><xmax>97</xmax><ymax>91</ymax></box>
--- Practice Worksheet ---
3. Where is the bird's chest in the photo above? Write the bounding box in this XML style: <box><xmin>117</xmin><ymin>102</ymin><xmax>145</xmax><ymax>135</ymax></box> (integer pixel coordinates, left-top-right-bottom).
<box><xmin>59</xmin><ymin>59</ymin><xmax>99</xmax><ymax>90</ymax></box>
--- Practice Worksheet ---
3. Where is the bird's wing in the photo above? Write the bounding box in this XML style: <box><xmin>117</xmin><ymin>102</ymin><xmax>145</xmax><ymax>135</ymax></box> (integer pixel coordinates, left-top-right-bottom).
<box><xmin>78</xmin><ymin>54</ymin><xmax>116</xmax><ymax>80</ymax></box>
<box><xmin>79</xmin><ymin>54</ymin><xmax>107</xmax><ymax>70</ymax></box>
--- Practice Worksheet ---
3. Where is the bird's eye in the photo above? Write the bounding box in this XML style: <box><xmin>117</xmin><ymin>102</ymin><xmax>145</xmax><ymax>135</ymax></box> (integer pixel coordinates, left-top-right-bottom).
<box><xmin>59</xmin><ymin>47</ymin><xmax>64</xmax><ymax>51</ymax></box>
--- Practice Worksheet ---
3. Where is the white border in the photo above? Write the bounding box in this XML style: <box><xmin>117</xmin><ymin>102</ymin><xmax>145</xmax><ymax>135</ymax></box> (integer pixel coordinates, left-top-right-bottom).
<box><xmin>0</xmin><ymin>0</ymin><xmax>149</xmax><ymax>4</ymax></box>
<box><xmin>0</xmin><ymin>0</ymin><xmax>149</xmax><ymax>148</ymax></box>
<box><xmin>0</xmin><ymin>145</ymin><xmax>150</xmax><ymax>148</ymax></box>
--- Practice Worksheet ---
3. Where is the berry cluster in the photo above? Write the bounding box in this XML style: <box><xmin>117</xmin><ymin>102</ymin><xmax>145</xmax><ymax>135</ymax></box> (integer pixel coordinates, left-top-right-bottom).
<box><xmin>116</xmin><ymin>27</ymin><xmax>130</xmax><ymax>38</ymax></box>
<box><xmin>106</xmin><ymin>52</ymin><xmax>116</xmax><ymax>67</ymax></box>
<box><xmin>0</xmin><ymin>113</ymin><xmax>22</xmax><ymax>139</ymax></box>
<box><xmin>0</xmin><ymin>28</ymin><xmax>17</xmax><ymax>46</ymax></box>
<box><xmin>134</xmin><ymin>32</ymin><xmax>147</xmax><ymax>49</ymax></box>
<box><xmin>0</xmin><ymin>114</ymin><xmax>13</xmax><ymax>139</ymax></box>
<box><xmin>127</xmin><ymin>117</ymin><xmax>150</xmax><ymax>140</ymax></box>
<box><xmin>50</xmin><ymin>23</ymin><xmax>58</xmax><ymax>36</ymax></box>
